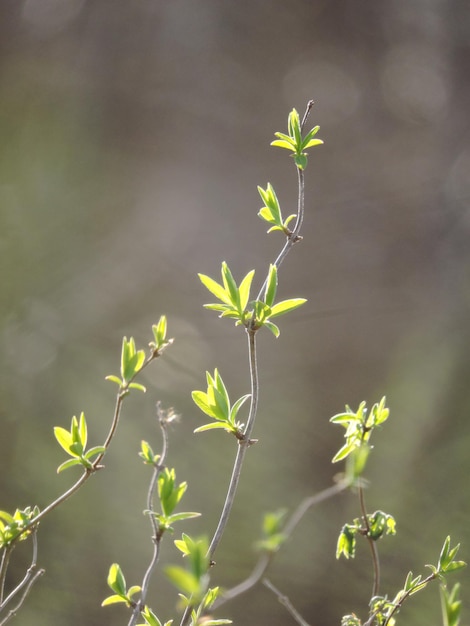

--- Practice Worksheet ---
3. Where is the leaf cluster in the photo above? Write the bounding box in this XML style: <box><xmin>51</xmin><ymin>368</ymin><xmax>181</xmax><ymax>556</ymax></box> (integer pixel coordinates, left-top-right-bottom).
<box><xmin>148</xmin><ymin>468</ymin><xmax>200</xmax><ymax>535</ymax></box>
<box><xmin>102</xmin><ymin>562</ymin><xmax>141</xmax><ymax>608</ymax></box>
<box><xmin>330</xmin><ymin>397</ymin><xmax>389</xmax><ymax>480</ymax></box>
<box><xmin>336</xmin><ymin>511</ymin><xmax>396</xmax><ymax>560</ymax></box>
<box><xmin>271</xmin><ymin>107</ymin><xmax>323</xmax><ymax>170</ymax></box>
<box><xmin>199</xmin><ymin>262</ymin><xmax>305</xmax><ymax>338</ymax></box>
<box><xmin>342</xmin><ymin>537</ymin><xmax>466</xmax><ymax>626</ymax></box>
<box><xmin>166</xmin><ymin>535</ymin><xmax>231</xmax><ymax>625</ymax></box>
<box><xmin>192</xmin><ymin>369</ymin><xmax>250</xmax><ymax>438</ymax></box>
<box><xmin>257</xmin><ymin>183</ymin><xmax>296</xmax><ymax>234</ymax></box>
<box><xmin>0</xmin><ymin>506</ymin><xmax>39</xmax><ymax>548</ymax></box>
<box><xmin>54</xmin><ymin>413</ymin><xmax>105</xmax><ymax>473</ymax></box>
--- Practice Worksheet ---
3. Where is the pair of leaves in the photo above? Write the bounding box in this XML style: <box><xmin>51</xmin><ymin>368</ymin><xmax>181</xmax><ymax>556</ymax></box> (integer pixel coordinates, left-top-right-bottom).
<box><xmin>258</xmin><ymin>183</ymin><xmax>296</xmax><ymax>234</ymax></box>
<box><xmin>102</xmin><ymin>563</ymin><xmax>141</xmax><ymax>607</ymax></box>
<box><xmin>192</xmin><ymin>369</ymin><xmax>250</xmax><ymax>438</ymax></box>
<box><xmin>54</xmin><ymin>413</ymin><xmax>105</xmax><ymax>473</ymax></box>
<box><xmin>138</xmin><ymin>606</ymin><xmax>173</xmax><ymax>626</ymax></box>
<box><xmin>139</xmin><ymin>440</ymin><xmax>161</xmax><ymax>466</ymax></box>
<box><xmin>103</xmin><ymin>565</ymin><xmax>174</xmax><ymax>625</ymax></box>
<box><xmin>149</xmin><ymin>468</ymin><xmax>200</xmax><ymax>534</ymax></box>
<box><xmin>441</xmin><ymin>583</ymin><xmax>463</xmax><ymax>626</ymax></box>
<box><xmin>149</xmin><ymin>315</ymin><xmax>174</xmax><ymax>357</ymax></box>
<box><xmin>0</xmin><ymin>506</ymin><xmax>39</xmax><ymax>548</ymax></box>
<box><xmin>271</xmin><ymin>108</ymin><xmax>323</xmax><ymax>170</ymax></box>
<box><xmin>255</xmin><ymin>509</ymin><xmax>287</xmax><ymax>553</ymax></box>
<box><xmin>199</xmin><ymin>262</ymin><xmax>306</xmax><ymax>337</ymax></box>
<box><xmin>165</xmin><ymin>534</ymin><xmax>210</xmax><ymax>604</ymax></box>
<box><xmin>106</xmin><ymin>318</ymin><xmax>174</xmax><ymax>391</ymax></box>
<box><xmin>106</xmin><ymin>336</ymin><xmax>147</xmax><ymax>393</ymax></box>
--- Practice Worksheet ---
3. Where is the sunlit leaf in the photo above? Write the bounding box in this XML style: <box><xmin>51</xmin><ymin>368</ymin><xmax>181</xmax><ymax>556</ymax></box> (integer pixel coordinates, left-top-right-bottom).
<box><xmin>269</xmin><ymin>298</ymin><xmax>307</xmax><ymax>318</ymax></box>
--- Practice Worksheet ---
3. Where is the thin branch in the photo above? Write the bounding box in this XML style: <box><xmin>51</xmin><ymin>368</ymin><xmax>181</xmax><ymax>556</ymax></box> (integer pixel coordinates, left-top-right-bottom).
<box><xmin>263</xmin><ymin>578</ymin><xmax>311</xmax><ymax>626</ymax></box>
<box><xmin>214</xmin><ymin>480</ymin><xmax>350</xmax><ymax>608</ymax></box>
<box><xmin>255</xmin><ymin>100</ymin><xmax>312</xmax><ymax>303</ymax></box>
<box><xmin>300</xmin><ymin>100</ymin><xmax>315</xmax><ymax>131</ymax></box>
<box><xmin>181</xmin><ymin>102</ymin><xmax>315</xmax><ymax>626</ymax></box>
<box><xmin>0</xmin><ymin>533</ymin><xmax>44</xmax><ymax>624</ymax></box>
<box><xmin>358</xmin><ymin>484</ymin><xmax>380</xmax><ymax>598</ymax></box>
<box><xmin>180</xmin><ymin>330</ymin><xmax>260</xmax><ymax>626</ymax></box>
<box><xmin>128</xmin><ymin>402</ymin><xmax>171</xmax><ymax>626</ymax></box>
<box><xmin>208</xmin><ymin>328</ymin><xmax>259</xmax><ymax>562</ymax></box>
<box><xmin>216</xmin><ymin>554</ymin><xmax>272</xmax><ymax>605</ymax></box>
<box><xmin>255</xmin><ymin>158</ymin><xmax>305</xmax><ymax>303</ymax></box>
<box><xmin>0</xmin><ymin>547</ymin><xmax>13</xmax><ymax>605</ymax></box>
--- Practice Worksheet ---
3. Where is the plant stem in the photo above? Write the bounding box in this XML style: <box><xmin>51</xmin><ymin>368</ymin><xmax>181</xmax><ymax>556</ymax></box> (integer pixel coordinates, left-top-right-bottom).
<box><xmin>128</xmin><ymin>402</ymin><xmax>170</xmax><ymax>626</ymax></box>
<box><xmin>208</xmin><ymin>328</ymin><xmax>259</xmax><ymax>562</ymax></box>
<box><xmin>263</xmin><ymin>578</ymin><xmax>311</xmax><ymax>626</ymax></box>
<box><xmin>214</xmin><ymin>480</ymin><xmax>350</xmax><ymax>608</ymax></box>
<box><xmin>0</xmin><ymin>532</ymin><xmax>44</xmax><ymax>624</ymax></box>
<box><xmin>359</xmin><ymin>484</ymin><xmax>380</xmax><ymax>598</ymax></box>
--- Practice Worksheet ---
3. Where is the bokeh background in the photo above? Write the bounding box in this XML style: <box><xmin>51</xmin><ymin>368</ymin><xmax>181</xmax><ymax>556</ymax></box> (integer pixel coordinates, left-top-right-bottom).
<box><xmin>1</xmin><ymin>1</ymin><xmax>469</xmax><ymax>625</ymax></box>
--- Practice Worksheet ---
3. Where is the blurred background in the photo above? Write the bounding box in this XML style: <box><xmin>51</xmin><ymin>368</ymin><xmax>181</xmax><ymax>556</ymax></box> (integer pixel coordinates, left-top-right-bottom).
<box><xmin>1</xmin><ymin>1</ymin><xmax>469</xmax><ymax>624</ymax></box>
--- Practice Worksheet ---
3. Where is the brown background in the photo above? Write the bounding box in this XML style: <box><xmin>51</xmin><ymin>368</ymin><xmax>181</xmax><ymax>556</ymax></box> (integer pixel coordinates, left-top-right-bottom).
<box><xmin>1</xmin><ymin>1</ymin><xmax>469</xmax><ymax>625</ymax></box>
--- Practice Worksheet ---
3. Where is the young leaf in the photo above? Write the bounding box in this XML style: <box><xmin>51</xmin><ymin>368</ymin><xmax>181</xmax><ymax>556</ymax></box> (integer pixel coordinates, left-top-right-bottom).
<box><xmin>264</xmin><ymin>264</ymin><xmax>278</xmax><ymax>307</ymax></box>
<box><xmin>198</xmin><ymin>274</ymin><xmax>232</xmax><ymax>305</ymax></box>
<box><xmin>107</xmin><ymin>563</ymin><xmax>127</xmax><ymax>597</ymax></box>
<box><xmin>268</xmin><ymin>298</ymin><xmax>307</xmax><ymax>318</ymax></box>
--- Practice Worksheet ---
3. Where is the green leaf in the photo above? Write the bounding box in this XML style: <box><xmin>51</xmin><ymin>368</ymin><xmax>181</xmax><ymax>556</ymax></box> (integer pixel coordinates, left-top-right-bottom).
<box><xmin>294</xmin><ymin>153</ymin><xmax>308</xmax><ymax>170</ymax></box>
<box><xmin>137</xmin><ymin>606</ymin><xmax>172</xmax><ymax>626</ymax></box>
<box><xmin>167</xmin><ymin>512</ymin><xmax>201</xmax><ymax>524</ymax></box>
<box><xmin>269</xmin><ymin>298</ymin><xmax>307</xmax><ymax>318</ymax></box>
<box><xmin>57</xmin><ymin>458</ymin><xmax>82</xmax><ymax>473</ymax></box>
<box><xmin>238</xmin><ymin>270</ymin><xmax>255</xmax><ymax>311</ymax></box>
<box><xmin>152</xmin><ymin>315</ymin><xmax>168</xmax><ymax>350</ymax></box>
<box><xmin>264</xmin><ymin>264</ymin><xmax>278</xmax><ymax>307</ymax></box>
<box><xmin>54</xmin><ymin>426</ymin><xmax>74</xmax><ymax>455</ymax></box>
<box><xmin>271</xmin><ymin>139</ymin><xmax>296</xmax><ymax>151</ymax></box>
<box><xmin>229</xmin><ymin>393</ymin><xmax>251</xmax><ymax>425</ymax></box>
<box><xmin>129</xmin><ymin>382</ymin><xmax>147</xmax><ymax>392</ymax></box>
<box><xmin>192</xmin><ymin>391</ymin><xmax>219</xmax><ymax>419</ymax></box>
<box><xmin>78</xmin><ymin>412</ymin><xmax>87</xmax><ymax>449</ymax></box>
<box><xmin>332</xmin><ymin>442</ymin><xmax>357</xmax><ymax>463</ymax></box>
<box><xmin>194</xmin><ymin>422</ymin><xmax>236</xmax><ymax>434</ymax></box>
<box><xmin>101</xmin><ymin>594</ymin><xmax>129</xmax><ymax>606</ymax></box>
<box><xmin>165</xmin><ymin>567</ymin><xmax>200</xmax><ymax>596</ymax></box>
<box><xmin>257</xmin><ymin>184</ymin><xmax>283</xmax><ymax>229</ymax></box>
<box><xmin>84</xmin><ymin>446</ymin><xmax>106</xmax><ymax>460</ymax></box>
<box><xmin>221</xmin><ymin>262</ymin><xmax>241</xmax><ymax>311</ymax></box>
<box><xmin>105</xmin><ymin>374</ymin><xmax>123</xmax><ymax>386</ymax></box>
<box><xmin>107</xmin><ymin>563</ymin><xmax>127</xmax><ymax>596</ymax></box>
<box><xmin>263</xmin><ymin>320</ymin><xmax>280</xmax><ymax>337</ymax></box>
<box><xmin>198</xmin><ymin>274</ymin><xmax>231</xmax><ymax>305</ymax></box>
<box><xmin>336</xmin><ymin>524</ymin><xmax>357</xmax><ymax>559</ymax></box>
<box><xmin>303</xmin><ymin>138</ymin><xmax>323</xmax><ymax>149</ymax></box>
<box><xmin>0</xmin><ymin>511</ymin><xmax>15</xmax><ymax>525</ymax></box>
<box><xmin>441</xmin><ymin>583</ymin><xmax>462</xmax><ymax>626</ymax></box>
<box><xmin>128</xmin><ymin>585</ymin><xmax>142</xmax><ymax>599</ymax></box>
